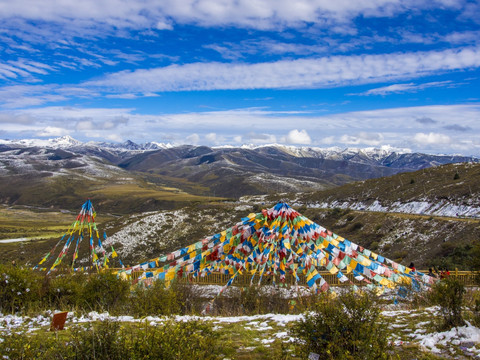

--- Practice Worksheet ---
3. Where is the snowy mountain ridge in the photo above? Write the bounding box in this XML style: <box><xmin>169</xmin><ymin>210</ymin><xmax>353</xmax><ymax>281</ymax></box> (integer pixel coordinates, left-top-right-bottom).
<box><xmin>1</xmin><ymin>136</ymin><xmax>473</xmax><ymax>165</ymax></box>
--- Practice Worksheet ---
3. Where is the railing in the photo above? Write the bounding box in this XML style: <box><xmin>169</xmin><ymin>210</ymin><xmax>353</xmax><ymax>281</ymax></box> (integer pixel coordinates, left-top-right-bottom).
<box><xmin>113</xmin><ymin>269</ymin><xmax>479</xmax><ymax>287</ymax></box>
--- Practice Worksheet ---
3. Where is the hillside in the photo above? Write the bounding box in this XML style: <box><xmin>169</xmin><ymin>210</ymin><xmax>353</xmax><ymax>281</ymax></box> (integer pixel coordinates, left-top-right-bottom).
<box><xmin>0</xmin><ymin>145</ymin><xmax>222</xmax><ymax>213</ymax></box>
<box><xmin>263</xmin><ymin>162</ymin><xmax>480</xmax><ymax>218</ymax></box>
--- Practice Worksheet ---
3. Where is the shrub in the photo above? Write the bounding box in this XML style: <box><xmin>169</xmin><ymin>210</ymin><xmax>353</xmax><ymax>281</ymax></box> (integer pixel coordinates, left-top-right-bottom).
<box><xmin>465</xmin><ymin>289</ymin><xmax>480</xmax><ymax>327</ymax></box>
<box><xmin>0</xmin><ymin>319</ymin><xmax>219</xmax><ymax>360</ymax></box>
<box><xmin>129</xmin><ymin>280</ymin><xmax>201</xmax><ymax>316</ymax></box>
<box><xmin>212</xmin><ymin>285</ymin><xmax>293</xmax><ymax>315</ymax></box>
<box><xmin>350</xmin><ymin>222</ymin><xmax>363</xmax><ymax>231</ymax></box>
<box><xmin>0</xmin><ymin>265</ymin><xmax>44</xmax><ymax>313</ymax></box>
<box><xmin>290</xmin><ymin>290</ymin><xmax>391</xmax><ymax>360</ymax></box>
<box><xmin>47</xmin><ymin>272</ymin><xmax>86</xmax><ymax>310</ymax></box>
<box><xmin>428</xmin><ymin>277</ymin><xmax>466</xmax><ymax>330</ymax></box>
<box><xmin>129</xmin><ymin>281</ymin><xmax>178</xmax><ymax>316</ymax></box>
<box><xmin>80</xmin><ymin>271</ymin><xmax>130</xmax><ymax>313</ymax></box>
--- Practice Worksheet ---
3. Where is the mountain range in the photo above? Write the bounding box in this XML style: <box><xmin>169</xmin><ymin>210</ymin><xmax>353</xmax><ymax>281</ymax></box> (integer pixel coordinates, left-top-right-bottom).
<box><xmin>0</xmin><ymin>136</ymin><xmax>478</xmax><ymax>211</ymax></box>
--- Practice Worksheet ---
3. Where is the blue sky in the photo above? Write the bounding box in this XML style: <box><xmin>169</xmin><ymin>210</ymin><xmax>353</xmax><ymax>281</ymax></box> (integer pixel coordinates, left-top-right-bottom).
<box><xmin>1</xmin><ymin>0</ymin><xmax>480</xmax><ymax>155</ymax></box>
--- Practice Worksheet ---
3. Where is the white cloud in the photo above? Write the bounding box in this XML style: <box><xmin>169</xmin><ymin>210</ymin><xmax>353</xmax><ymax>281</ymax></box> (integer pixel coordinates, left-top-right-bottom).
<box><xmin>340</xmin><ymin>132</ymin><xmax>384</xmax><ymax>146</ymax></box>
<box><xmin>105</xmin><ymin>93</ymin><xmax>139</xmax><ymax>99</ymax></box>
<box><xmin>357</xmin><ymin>81</ymin><xmax>453</xmax><ymax>96</ymax></box>
<box><xmin>87</xmin><ymin>47</ymin><xmax>480</xmax><ymax>92</ymax></box>
<box><xmin>0</xmin><ymin>85</ymin><xmax>67</xmax><ymax>109</ymax></box>
<box><xmin>286</xmin><ymin>129</ymin><xmax>311</xmax><ymax>144</ymax></box>
<box><xmin>413</xmin><ymin>132</ymin><xmax>452</xmax><ymax>145</ymax></box>
<box><xmin>105</xmin><ymin>133</ymin><xmax>123</xmax><ymax>142</ymax></box>
<box><xmin>242</xmin><ymin>132</ymin><xmax>277</xmax><ymax>144</ymax></box>
<box><xmin>36</xmin><ymin>126</ymin><xmax>69</xmax><ymax>137</ymax></box>
<box><xmin>186</xmin><ymin>133</ymin><xmax>200</xmax><ymax>144</ymax></box>
<box><xmin>0</xmin><ymin>0</ymin><xmax>462</xmax><ymax>32</ymax></box>
<box><xmin>155</xmin><ymin>21</ymin><xmax>173</xmax><ymax>30</ymax></box>
<box><xmin>76</xmin><ymin>120</ymin><xmax>94</xmax><ymax>131</ymax></box>
<box><xmin>205</xmin><ymin>132</ymin><xmax>217</xmax><ymax>142</ymax></box>
<box><xmin>321</xmin><ymin>136</ymin><xmax>336</xmax><ymax>145</ymax></box>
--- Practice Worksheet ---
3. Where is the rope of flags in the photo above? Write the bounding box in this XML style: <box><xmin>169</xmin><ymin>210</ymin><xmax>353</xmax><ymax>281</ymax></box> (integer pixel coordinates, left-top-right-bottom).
<box><xmin>117</xmin><ymin>202</ymin><xmax>435</xmax><ymax>297</ymax></box>
<box><xmin>34</xmin><ymin>199</ymin><xmax>123</xmax><ymax>273</ymax></box>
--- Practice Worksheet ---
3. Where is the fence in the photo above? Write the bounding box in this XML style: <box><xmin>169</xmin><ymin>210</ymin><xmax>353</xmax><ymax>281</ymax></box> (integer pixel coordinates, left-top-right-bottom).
<box><xmin>119</xmin><ymin>269</ymin><xmax>479</xmax><ymax>287</ymax></box>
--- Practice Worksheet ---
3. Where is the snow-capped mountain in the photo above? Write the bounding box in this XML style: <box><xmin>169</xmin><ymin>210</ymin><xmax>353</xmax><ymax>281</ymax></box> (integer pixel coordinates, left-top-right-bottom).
<box><xmin>1</xmin><ymin>136</ymin><xmax>478</xmax><ymax>201</ymax></box>
<box><xmin>2</xmin><ymin>136</ymin><xmax>475</xmax><ymax>168</ymax></box>
<box><xmin>0</xmin><ymin>135</ymin><xmax>82</xmax><ymax>149</ymax></box>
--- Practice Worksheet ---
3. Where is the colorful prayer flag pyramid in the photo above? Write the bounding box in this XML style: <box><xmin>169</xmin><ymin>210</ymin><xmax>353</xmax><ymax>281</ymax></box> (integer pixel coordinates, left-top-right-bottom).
<box><xmin>121</xmin><ymin>202</ymin><xmax>435</xmax><ymax>294</ymax></box>
<box><xmin>34</xmin><ymin>199</ymin><xmax>123</xmax><ymax>272</ymax></box>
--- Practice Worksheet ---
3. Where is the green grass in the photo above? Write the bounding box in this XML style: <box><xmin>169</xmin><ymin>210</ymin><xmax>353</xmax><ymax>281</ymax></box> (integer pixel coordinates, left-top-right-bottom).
<box><xmin>0</xmin><ymin>308</ymin><xmax>470</xmax><ymax>359</ymax></box>
<box><xmin>0</xmin><ymin>168</ymin><xmax>228</xmax><ymax>215</ymax></box>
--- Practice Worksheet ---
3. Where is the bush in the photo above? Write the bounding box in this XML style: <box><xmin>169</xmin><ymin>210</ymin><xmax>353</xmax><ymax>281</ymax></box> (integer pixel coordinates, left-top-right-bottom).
<box><xmin>465</xmin><ymin>289</ymin><xmax>480</xmax><ymax>327</ymax></box>
<box><xmin>129</xmin><ymin>280</ymin><xmax>201</xmax><ymax>316</ymax></box>
<box><xmin>80</xmin><ymin>271</ymin><xmax>130</xmax><ymax>313</ymax></box>
<box><xmin>211</xmin><ymin>285</ymin><xmax>295</xmax><ymax>315</ymax></box>
<box><xmin>47</xmin><ymin>272</ymin><xmax>86</xmax><ymax>310</ymax></box>
<box><xmin>290</xmin><ymin>290</ymin><xmax>391</xmax><ymax>360</ymax></box>
<box><xmin>349</xmin><ymin>222</ymin><xmax>363</xmax><ymax>231</ymax></box>
<box><xmin>429</xmin><ymin>277</ymin><xmax>466</xmax><ymax>330</ymax></box>
<box><xmin>0</xmin><ymin>264</ymin><xmax>44</xmax><ymax>313</ymax></box>
<box><xmin>0</xmin><ymin>319</ymin><xmax>219</xmax><ymax>359</ymax></box>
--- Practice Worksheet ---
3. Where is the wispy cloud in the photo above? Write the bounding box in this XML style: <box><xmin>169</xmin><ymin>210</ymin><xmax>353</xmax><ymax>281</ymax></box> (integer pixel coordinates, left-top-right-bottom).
<box><xmin>354</xmin><ymin>81</ymin><xmax>453</xmax><ymax>96</ymax></box>
<box><xmin>0</xmin><ymin>0</ymin><xmax>463</xmax><ymax>32</ymax></box>
<box><xmin>0</xmin><ymin>59</ymin><xmax>55</xmax><ymax>81</ymax></box>
<box><xmin>0</xmin><ymin>85</ymin><xmax>68</xmax><ymax>108</ymax></box>
<box><xmin>86</xmin><ymin>47</ymin><xmax>480</xmax><ymax>92</ymax></box>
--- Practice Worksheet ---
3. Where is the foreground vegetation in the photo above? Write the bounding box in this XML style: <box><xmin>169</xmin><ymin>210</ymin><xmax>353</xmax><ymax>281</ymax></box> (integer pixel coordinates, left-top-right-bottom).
<box><xmin>1</xmin><ymin>265</ymin><xmax>480</xmax><ymax>359</ymax></box>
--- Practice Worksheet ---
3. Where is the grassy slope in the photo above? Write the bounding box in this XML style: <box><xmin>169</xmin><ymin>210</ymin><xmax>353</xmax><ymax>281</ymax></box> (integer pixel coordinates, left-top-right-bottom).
<box><xmin>0</xmin><ymin>171</ymin><xmax>227</xmax><ymax>214</ymax></box>
<box><xmin>292</xmin><ymin>162</ymin><xmax>480</xmax><ymax>205</ymax></box>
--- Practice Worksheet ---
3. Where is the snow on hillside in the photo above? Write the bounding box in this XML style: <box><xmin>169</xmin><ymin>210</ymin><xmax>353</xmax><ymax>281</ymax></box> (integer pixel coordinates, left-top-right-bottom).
<box><xmin>105</xmin><ymin>207</ymin><xmax>243</xmax><ymax>259</ymax></box>
<box><xmin>0</xmin><ymin>145</ymin><xmax>132</xmax><ymax>181</ymax></box>
<box><xmin>246</xmin><ymin>173</ymin><xmax>326</xmax><ymax>192</ymax></box>
<box><xmin>305</xmin><ymin>198</ymin><xmax>480</xmax><ymax>218</ymax></box>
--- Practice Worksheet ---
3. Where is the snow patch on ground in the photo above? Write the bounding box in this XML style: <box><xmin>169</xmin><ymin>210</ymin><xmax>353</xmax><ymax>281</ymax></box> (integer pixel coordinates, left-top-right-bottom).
<box><xmin>414</xmin><ymin>322</ymin><xmax>480</xmax><ymax>356</ymax></box>
<box><xmin>2</xmin><ymin>306</ymin><xmax>480</xmax><ymax>358</ymax></box>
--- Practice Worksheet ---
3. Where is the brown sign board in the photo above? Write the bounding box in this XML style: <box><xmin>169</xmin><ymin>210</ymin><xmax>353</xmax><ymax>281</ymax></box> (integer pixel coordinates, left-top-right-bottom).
<box><xmin>50</xmin><ymin>311</ymin><xmax>68</xmax><ymax>331</ymax></box>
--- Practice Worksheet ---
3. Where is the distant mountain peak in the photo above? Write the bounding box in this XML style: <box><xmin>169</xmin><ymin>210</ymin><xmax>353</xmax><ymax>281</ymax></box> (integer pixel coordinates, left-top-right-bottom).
<box><xmin>49</xmin><ymin>135</ymin><xmax>83</xmax><ymax>147</ymax></box>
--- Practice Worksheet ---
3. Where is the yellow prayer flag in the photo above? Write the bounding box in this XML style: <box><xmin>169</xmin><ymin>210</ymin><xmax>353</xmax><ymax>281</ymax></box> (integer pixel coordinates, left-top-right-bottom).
<box><xmin>328</xmin><ymin>265</ymin><xmax>339</xmax><ymax>275</ymax></box>
<box><xmin>349</xmin><ymin>259</ymin><xmax>358</xmax><ymax>269</ymax></box>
